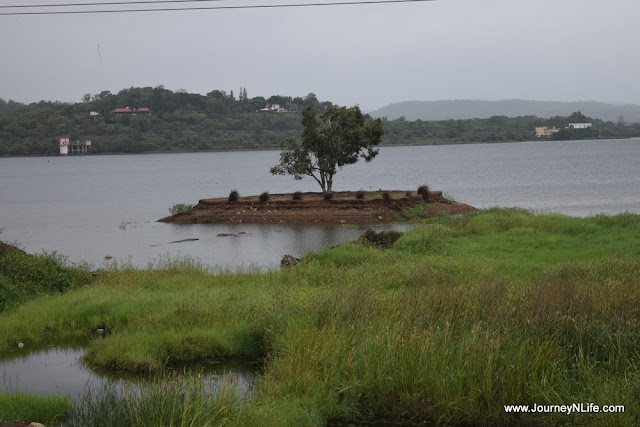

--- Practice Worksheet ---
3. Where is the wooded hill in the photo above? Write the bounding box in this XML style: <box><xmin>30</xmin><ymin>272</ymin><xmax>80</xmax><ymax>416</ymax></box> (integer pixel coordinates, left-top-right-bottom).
<box><xmin>1</xmin><ymin>87</ymin><xmax>639</xmax><ymax>156</ymax></box>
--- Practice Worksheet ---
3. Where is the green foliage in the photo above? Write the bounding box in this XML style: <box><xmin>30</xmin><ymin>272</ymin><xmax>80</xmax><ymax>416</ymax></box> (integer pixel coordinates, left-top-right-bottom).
<box><xmin>0</xmin><ymin>242</ymin><xmax>91</xmax><ymax>311</ymax></box>
<box><xmin>270</xmin><ymin>106</ymin><xmax>384</xmax><ymax>192</ymax></box>
<box><xmin>228</xmin><ymin>190</ymin><xmax>239</xmax><ymax>203</ymax></box>
<box><xmin>394</xmin><ymin>223</ymin><xmax>453</xmax><ymax>253</ymax></box>
<box><xmin>1</xmin><ymin>211</ymin><xmax>640</xmax><ymax>425</ymax></box>
<box><xmin>0</xmin><ymin>392</ymin><xmax>73</xmax><ymax>425</ymax></box>
<box><xmin>355</xmin><ymin>190</ymin><xmax>365</xmax><ymax>200</ymax></box>
<box><xmin>259</xmin><ymin>191</ymin><xmax>270</xmax><ymax>202</ymax></box>
<box><xmin>2</xmin><ymin>88</ymin><xmax>640</xmax><ymax>157</ymax></box>
<box><xmin>70</xmin><ymin>374</ymin><xmax>239</xmax><ymax>427</ymax></box>
<box><xmin>417</xmin><ymin>184</ymin><xmax>431</xmax><ymax>202</ymax></box>
<box><xmin>168</xmin><ymin>203</ymin><xmax>193</xmax><ymax>216</ymax></box>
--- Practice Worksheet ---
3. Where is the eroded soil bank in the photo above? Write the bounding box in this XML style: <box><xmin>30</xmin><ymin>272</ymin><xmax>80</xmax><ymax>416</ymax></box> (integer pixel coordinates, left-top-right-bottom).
<box><xmin>158</xmin><ymin>190</ymin><xmax>476</xmax><ymax>224</ymax></box>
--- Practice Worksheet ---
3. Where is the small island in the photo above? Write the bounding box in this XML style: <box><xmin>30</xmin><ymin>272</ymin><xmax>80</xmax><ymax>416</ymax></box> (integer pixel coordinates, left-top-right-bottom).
<box><xmin>158</xmin><ymin>190</ymin><xmax>476</xmax><ymax>224</ymax></box>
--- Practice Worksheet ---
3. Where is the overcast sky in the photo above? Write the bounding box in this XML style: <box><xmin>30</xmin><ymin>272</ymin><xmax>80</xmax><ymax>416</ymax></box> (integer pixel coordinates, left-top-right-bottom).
<box><xmin>1</xmin><ymin>0</ymin><xmax>639</xmax><ymax>110</ymax></box>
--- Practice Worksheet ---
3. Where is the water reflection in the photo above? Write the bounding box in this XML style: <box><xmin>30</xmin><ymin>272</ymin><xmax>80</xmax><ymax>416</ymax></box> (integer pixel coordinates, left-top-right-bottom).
<box><xmin>0</xmin><ymin>344</ymin><xmax>258</xmax><ymax>400</ymax></box>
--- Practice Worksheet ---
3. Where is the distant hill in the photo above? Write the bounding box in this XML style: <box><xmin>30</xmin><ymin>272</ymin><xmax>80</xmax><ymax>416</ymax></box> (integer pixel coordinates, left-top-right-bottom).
<box><xmin>369</xmin><ymin>100</ymin><xmax>640</xmax><ymax>123</ymax></box>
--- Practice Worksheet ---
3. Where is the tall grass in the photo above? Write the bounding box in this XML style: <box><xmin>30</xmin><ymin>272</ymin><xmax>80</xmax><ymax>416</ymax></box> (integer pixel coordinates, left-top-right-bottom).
<box><xmin>1</xmin><ymin>209</ymin><xmax>640</xmax><ymax>425</ymax></box>
<box><xmin>0</xmin><ymin>392</ymin><xmax>73</xmax><ymax>425</ymax></box>
<box><xmin>70</xmin><ymin>373</ymin><xmax>240</xmax><ymax>427</ymax></box>
<box><xmin>168</xmin><ymin>203</ymin><xmax>194</xmax><ymax>216</ymax></box>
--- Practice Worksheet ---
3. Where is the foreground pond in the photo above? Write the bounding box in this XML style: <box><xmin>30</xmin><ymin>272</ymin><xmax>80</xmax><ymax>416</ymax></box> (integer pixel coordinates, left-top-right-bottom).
<box><xmin>0</xmin><ymin>343</ymin><xmax>259</xmax><ymax>400</ymax></box>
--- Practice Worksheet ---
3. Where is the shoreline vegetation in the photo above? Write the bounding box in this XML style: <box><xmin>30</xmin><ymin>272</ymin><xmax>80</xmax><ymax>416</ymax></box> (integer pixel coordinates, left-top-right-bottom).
<box><xmin>159</xmin><ymin>190</ymin><xmax>476</xmax><ymax>224</ymax></box>
<box><xmin>2</xmin><ymin>208</ymin><xmax>640</xmax><ymax>425</ymax></box>
<box><xmin>2</xmin><ymin>87</ymin><xmax>640</xmax><ymax>157</ymax></box>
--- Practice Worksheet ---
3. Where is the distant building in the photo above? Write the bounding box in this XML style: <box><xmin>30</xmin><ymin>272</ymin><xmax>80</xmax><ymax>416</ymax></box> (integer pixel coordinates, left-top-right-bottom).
<box><xmin>59</xmin><ymin>137</ymin><xmax>92</xmax><ymax>156</ymax></box>
<box><xmin>535</xmin><ymin>126</ymin><xmax>560</xmax><ymax>138</ymax></box>
<box><xmin>112</xmin><ymin>107</ymin><xmax>150</xmax><ymax>115</ymax></box>
<box><xmin>89</xmin><ymin>111</ymin><xmax>100</xmax><ymax>116</ymax></box>
<box><xmin>568</xmin><ymin>123</ymin><xmax>592</xmax><ymax>129</ymax></box>
<box><xmin>259</xmin><ymin>104</ymin><xmax>287</xmax><ymax>113</ymax></box>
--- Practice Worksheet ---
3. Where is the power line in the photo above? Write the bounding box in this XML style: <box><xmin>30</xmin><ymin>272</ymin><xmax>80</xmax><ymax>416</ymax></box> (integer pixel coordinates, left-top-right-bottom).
<box><xmin>0</xmin><ymin>0</ymin><xmax>224</xmax><ymax>9</ymax></box>
<box><xmin>0</xmin><ymin>0</ymin><xmax>435</xmax><ymax>16</ymax></box>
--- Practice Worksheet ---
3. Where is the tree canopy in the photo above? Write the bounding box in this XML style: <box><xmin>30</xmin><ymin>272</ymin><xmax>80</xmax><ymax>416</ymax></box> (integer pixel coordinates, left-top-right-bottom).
<box><xmin>1</xmin><ymin>87</ymin><xmax>640</xmax><ymax>157</ymax></box>
<box><xmin>270</xmin><ymin>105</ymin><xmax>384</xmax><ymax>193</ymax></box>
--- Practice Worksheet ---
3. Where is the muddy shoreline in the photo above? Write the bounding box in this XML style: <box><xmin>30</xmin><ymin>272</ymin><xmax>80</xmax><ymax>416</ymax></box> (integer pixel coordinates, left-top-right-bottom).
<box><xmin>158</xmin><ymin>190</ymin><xmax>476</xmax><ymax>224</ymax></box>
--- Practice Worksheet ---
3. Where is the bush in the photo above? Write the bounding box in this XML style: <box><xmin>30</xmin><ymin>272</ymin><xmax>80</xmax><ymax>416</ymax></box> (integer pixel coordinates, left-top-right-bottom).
<box><xmin>418</xmin><ymin>185</ymin><xmax>431</xmax><ymax>202</ymax></box>
<box><xmin>228</xmin><ymin>190</ymin><xmax>239</xmax><ymax>203</ymax></box>
<box><xmin>382</xmin><ymin>192</ymin><xmax>391</xmax><ymax>202</ymax></box>
<box><xmin>292</xmin><ymin>191</ymin><xmax>303</xmax><ymax>200</ymax></box>
<box><xmin>324</xmin><ymin>192</ymin><xmax>333</xmax><ymax>201</ymax></box>
<box><xmin>405</xmin><ymin>191</ymin><xmax>412</xmax><ymax>197</ymax></box>
<box><xmin>356</xmin><ymin>191</ymin><xmax>365</xmax><ymax>200</ymax></box>
<box><xmin>168</xmin><ymin>203</ymin><xmax>193</xmax><ymax>216</ymax></box>
<box><xmin>259</xmin><ymin>192</ymin><xmax>270</xmax><ymax>202</ymax></box>
<box><xmin>0</xmin><ymin>244</ymin><xmax>92</xmax><ymax>311</ymax></box>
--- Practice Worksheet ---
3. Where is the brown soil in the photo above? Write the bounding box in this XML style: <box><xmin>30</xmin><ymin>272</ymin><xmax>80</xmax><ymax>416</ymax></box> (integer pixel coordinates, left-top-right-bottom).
<box><xmin>158</xmin><ymin>191</ymin><xmax>476</xmax><ymax>225</ymax></box>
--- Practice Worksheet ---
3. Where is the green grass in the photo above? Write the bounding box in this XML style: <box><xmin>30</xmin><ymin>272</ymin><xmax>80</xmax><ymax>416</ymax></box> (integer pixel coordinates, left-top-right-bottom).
<box><xmin>169</xmin><ymin>203</ymin><xmax>194</xmax><ymax>216</ymax></box>
<box><xmin>0</xmin><ymin>392</ymin><xmax>73</xmax><ymax>425</ymax></box>
<box><xmin>0</xmin><ymin>242</ymin><xmax>92</xmax><ymax>312</ymax></box>
<box><xmin>70</xmin><ymin>373</ymin><xmax>240</xmax><ymax>427</ymax></box>
<box><xmin>2</xmin><ymin>209</ymin><xmax>640</xmax><ymax>425</ymax></box>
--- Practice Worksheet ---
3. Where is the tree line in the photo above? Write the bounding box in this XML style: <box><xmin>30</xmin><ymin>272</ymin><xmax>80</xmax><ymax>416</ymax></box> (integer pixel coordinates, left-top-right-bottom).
<box><xmin>1</xmin><ymin>87</ymin><xmax>639</xmax><ymax>156</ymax></box>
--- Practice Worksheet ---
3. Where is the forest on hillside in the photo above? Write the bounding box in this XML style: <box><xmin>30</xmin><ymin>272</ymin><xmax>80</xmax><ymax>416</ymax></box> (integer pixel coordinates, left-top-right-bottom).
<box><xmin>2</xmin><ymin>87</ymin><xmax>640</xmax><ymax>156</ymax></box>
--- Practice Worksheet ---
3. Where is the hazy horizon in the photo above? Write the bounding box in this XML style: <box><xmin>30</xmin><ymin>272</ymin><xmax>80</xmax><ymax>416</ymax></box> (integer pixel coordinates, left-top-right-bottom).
<box><xmin>1</xmin><ymin>0</ymin><xmax>639</xmax><ymax>110</ymax></box>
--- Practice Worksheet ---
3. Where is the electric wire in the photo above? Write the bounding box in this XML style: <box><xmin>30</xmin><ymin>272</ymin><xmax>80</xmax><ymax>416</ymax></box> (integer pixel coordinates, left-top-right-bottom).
<box><xmin>0</xmin><ymin>0</ymin><xmax>224</xmax><ymax>9</ymax></box>
<box><xmin>0</xmin><ymin>0</ymin><xmax>435</xmax><ymax>16</ymax></box>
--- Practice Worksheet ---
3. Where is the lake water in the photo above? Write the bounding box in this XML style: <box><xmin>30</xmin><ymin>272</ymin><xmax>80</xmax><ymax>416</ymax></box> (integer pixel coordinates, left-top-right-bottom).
<box><xmin>0</xmin><ymin>342</ymin><xmax>258</xmax><ymax>400</ymax></box>
<box><xmin>1</xmin><ymin>138</ymin><xmax>639</xmax><ymax>269</ymax></box>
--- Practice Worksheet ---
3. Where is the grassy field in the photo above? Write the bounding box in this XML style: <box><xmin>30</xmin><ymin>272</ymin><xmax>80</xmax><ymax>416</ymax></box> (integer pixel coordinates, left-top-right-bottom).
<box><xmin>1</xmin><ymin>208</ymin><xmax>640</xmax><ymax>426</ymax></box>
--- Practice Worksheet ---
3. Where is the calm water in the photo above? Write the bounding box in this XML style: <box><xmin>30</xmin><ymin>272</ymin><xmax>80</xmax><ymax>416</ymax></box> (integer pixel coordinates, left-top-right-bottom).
<box><xmin>1</xmin><ymin>139</ymin><xmax>639</xmax><ymax>269</ymax></box>
<box><xmin>0</xmin><ymin>343</ymin><xmax>257</xmax><ymax>400</ymax></box>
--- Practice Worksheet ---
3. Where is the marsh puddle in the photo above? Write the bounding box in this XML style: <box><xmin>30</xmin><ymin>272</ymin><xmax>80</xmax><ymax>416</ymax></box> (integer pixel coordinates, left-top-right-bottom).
<box><xmin>0</xmin><ymin>343</ymin><xmax>259</xmax><ymax>399</ymax></box>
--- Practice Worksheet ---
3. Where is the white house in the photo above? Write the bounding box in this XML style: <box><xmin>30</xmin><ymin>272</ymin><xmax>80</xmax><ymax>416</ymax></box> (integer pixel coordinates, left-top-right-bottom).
<box><xmin>259</xmin><ymin>104</ymin><xmax>287</xmax><ymax>113</ymax></box>
<box><xmin>568</xmin><ymin>123</ymin><xmax>592</xmax><ymax>129</ymax></box>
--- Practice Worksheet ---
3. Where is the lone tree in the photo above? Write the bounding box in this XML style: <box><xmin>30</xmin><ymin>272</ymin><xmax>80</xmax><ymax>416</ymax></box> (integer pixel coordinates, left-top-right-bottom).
<box><xmin>270</xmin><ymin>105</ymin><xmax>384</xmax><ymax>193</ymax></box>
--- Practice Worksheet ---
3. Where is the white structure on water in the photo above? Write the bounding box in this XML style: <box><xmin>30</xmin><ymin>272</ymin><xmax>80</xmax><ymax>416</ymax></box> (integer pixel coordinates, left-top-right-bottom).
<box><xmin>59</xmin><ymin>138</ymin><xmax>92</xmax><ymax>156</ymax></box>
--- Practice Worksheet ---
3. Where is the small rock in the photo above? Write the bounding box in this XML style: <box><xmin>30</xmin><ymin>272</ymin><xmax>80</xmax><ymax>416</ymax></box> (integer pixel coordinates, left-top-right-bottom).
<box><xmin>281</xmin><ymin>254</ymin><xmax>300</xmax><ymax>267</ymax></box>
<box><xmin>359</xmin><ymin>228</ymin><xmax>403</xmax><ymax>248</ymax></box>
<box><xmin>29</xmin><ymin>423</ymin><xmax>46</xmax><ymax>427</ymax></box>
<box><xmin>18</xmin><ymin>342</ymin><xmax>24</xmax><ymax>349</ymax></box>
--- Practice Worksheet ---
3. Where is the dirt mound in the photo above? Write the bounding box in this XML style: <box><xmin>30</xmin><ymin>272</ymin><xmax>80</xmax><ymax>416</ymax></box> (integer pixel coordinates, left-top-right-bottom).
<box><xmin>159</xmin><ymin>191</ymin><xmax>475</xmax><ymax>224</ymax></box>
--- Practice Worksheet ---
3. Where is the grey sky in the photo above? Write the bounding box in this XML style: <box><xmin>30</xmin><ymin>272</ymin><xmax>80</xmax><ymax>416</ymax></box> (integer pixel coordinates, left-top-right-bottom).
<box><xmin>1</xmin><ymin>0</ymin><xmax>639</xmax><ymax>110</ymax></box>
